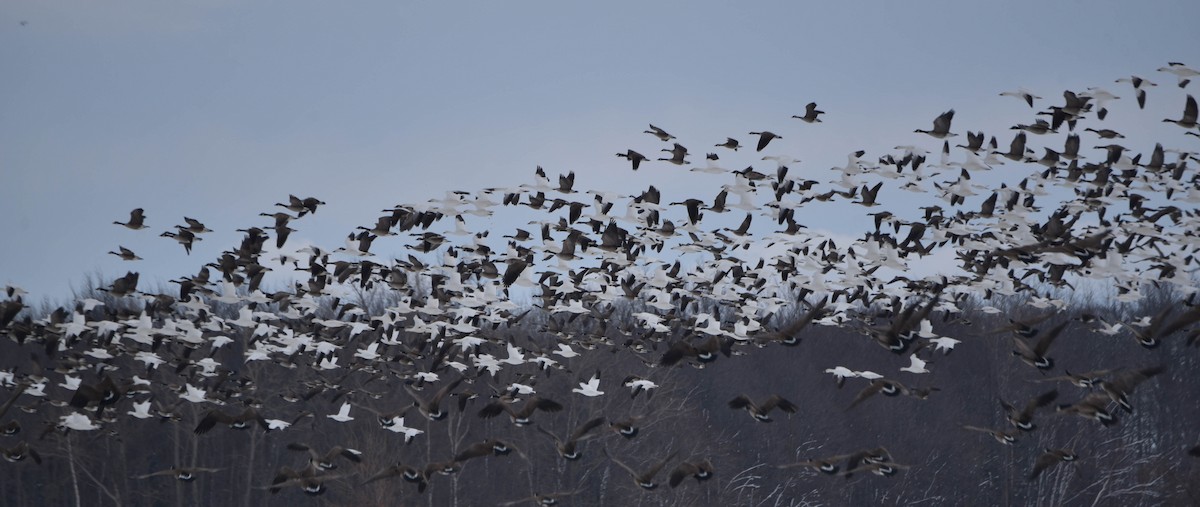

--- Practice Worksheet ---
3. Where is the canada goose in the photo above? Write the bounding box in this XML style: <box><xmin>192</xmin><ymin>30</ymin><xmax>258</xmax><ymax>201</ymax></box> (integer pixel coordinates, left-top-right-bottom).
<box><xmin>1056</xmin><ymin>392</ymin><xmax>1117</xmax><ymax>426</ymax></box>
<box><xmin>659</xmin><ymin>334</ymin><xmax>733</xmax><ymax>366</ymax></box>
<box><xmin>107</xmin><ymin>246</ymin><xmax>142</xmax><ymax>261</ymax></box>
<box><xmin>1</xmin><ymin>441</ymin><xmax>40</xmax><ymax>464</ymax></box>
<box><xmin>1157</xmin><ymin>62</ymin><xmax>1199</xmax><ymax>88</ymax></box>
<box><xmin>843</xmin><ymin>461</ymin><xmax>909</xmax><ymax>478</ymax></box>
<box><xmin>287</xmin><ymin>442</ymin><xmax>363</xmax><ymax>470</ymax></box>
<box><xmin>1013</xmin><ymin>119</ymin><xmax>1058</xmax><ymax>136</ymax></box>
<box><xmin>846</xmin><ymin>379</ymin><xmax>913</xmax><ymax>410</ymax></box>
<box><xmin>1001</xmin><ymin>390</ymin><xmax>1058</xmax><ymax>431</ymax></box>
<box><xmin>748</xmin><ymin>131</ymin><xmax>781</xmax><ymax>152</ymax></box>
<box><xmin>534</xmin><ymin>416</ymin><xmax>606</xmax><ymax>460</ymax></box>
<box><xmin>478</xmin><ymin>395</ymin><xmax>563</xmax><ymax>425</ymax></box>
<box><xmin>616</xmin><ymin>150</ymin><xmax>648</xmax><ymax>171</ymax></box>
<box><xmin>915</xmin><ymin>110</ymin><xmax>956</xmax><ymax>138</ymax></box>
<box><xmin>423</xmin><ymin>459</ymin><xmax>463</xmax><ymax>479</ymax></box>
<box><xmin>658</xmin><ymin>143</ymin><xmax>689</xmax><ymax>165</ymax></box>
<box><xmin>962</xmin><ymin>425</ymin><xmax>1019</xmax><ymax>445</ymax></box>
<box><xmin>497</xmin><ymin>490</ymin><xmax>582</xmax><ymax>506</ymax></box>
<box><xmin>608</xmin><ymin>416</ymin><xmax>643</xmax><ymax>439</ymax></box>
<box><xmin>1084</xmin><ymin>127</ymin><xmax>1124</xmax><ymax>139</ymax></box>
<box><xmin>777</xmin><ymin>454</ymin><xmax>854</xmax><ymax>475</ymax></box>
<box><xmin>603</xmin><ymin>448</ymin><xmax>678</xmax><ymax>490</ymax></box>
<box><xmin>728</xmin><ymin>394</ymin><xmax>798</xmax><ymax>422</ymax></box>
<box><xmin>1033</xmin><ymin>368</ymin><xmax>1112</xmax><ymax>388</ymax></box>
<box><xmin>955</xmin><ymin>130</ymin><xmax>985</xmax><ymax>153</ymax></box>
<box><xmin>1097</xmin><ymin>366</ymin><xmax>1164</xmax><ymax>413</ymax></box>
<box><xmin>762</xmin><ymin>297</ymin><xmax>829</xmax><ymax>347</ymax></box>
<box><xmin>133</xmin><ymin>467</ymin><xmax>221</xmax><ymax>481</ymax></box>
<box><xmin>1011</xmin><ymin>320</ymin><xmax>1069</xmax><ymax>370</ymax></box>
<box><xmin>644</xmin><ymin>124</ymin><xmax>675</xmax><ymax>142</ymax></box>
<box><xmin>1162</xmin><ymin>95</ymin><xmax>1198</xmax><ymax>129</ymax></box>
<box><xmin>1124</xmin><ymin>305</ymin><xmax>1174</xmax><ymax>348</ymax></box>
<box><xmin>114</xmin><ymin>208</ymin><xmax>148</xmax><ymax>230</ymax></box>
<box><xmin>853</xmin><ymin>182</ymin><xmax>883</xmax><ymax>207</ymax></box>
<box><xmin>180</xmin><ymin>217</ymin><xmax>212</xmax><ymax>234</ymax></box>
<box><xmin>715</xmin><ymin>137</ymin><xmax>741</xmax><ymax>150</ymax></box>
<box><xmin>98</xmin><ymin>271</ymin><xmax>139</xmax><ymax>297</ymax></box>
<box><xmin>792</xmin><ymin>101</ymin><xmax>825</xmax><ymax>123</ymax></box>
<box><xmin>406</xmin><ymin>376</ymin><xmax>464</xmax><ymax>420</ymax></box>
<box><xmin>841</xmin><ymin>447</ymin><xmax>895</xmax><ymax>478</ymax></box>
<box><xmin>668</xmin><ymin>458</ymin><xmax>715</xmax><ymax>488</ymax></box>
<box><xmin>998</xmin><ymin>132</ymin><xmax>1032</xmax><ymax>162</ymax></box>
<box><xmin>362</xmin><ymin>462</ymin><xmax>428</xmax><ymax>491</ymax></box>
<box><xmin>68</xmin><ymin>375</ymin><xmax>122</xmax><ymax>415</ymax></box>
<box><xmin>985</xmin><ymin>312</ymin><xmax>1056</xmax><ymax>338</ymax></box>
<box><xmin>275</xmin><ymin>195</ymin><xmax>326</xmax><ymax>217</ymax></box>
<box><xmin>161</xmin><ymin>228</ymin><xmax>200</xmax><ymax>255</ymax></box>
<box><xmin>266</xmin><ymin>463</ymin><xmax>354</xmax><ymax>496</ymax></box>
<box><xmin>194</xmin><ymin>407</ymin><xmax>269</xmax><ymax>434</ymax></box>
<box><xmin>453</xmin><ymin>439</ymin><xmax>525</xmax><ymax>462</ymax></box>
<box><xmin>1029</xmin><ymin>448</ymin><xmax>1076</xmax><ymax>481</ymax></box>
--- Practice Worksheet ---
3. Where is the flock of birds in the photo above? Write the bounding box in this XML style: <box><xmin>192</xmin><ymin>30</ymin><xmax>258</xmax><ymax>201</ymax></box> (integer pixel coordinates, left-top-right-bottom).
<box><xmin>3</xmin><ymin>62</ymin><xmax>1200</xmax><ymax>504</ymax></box>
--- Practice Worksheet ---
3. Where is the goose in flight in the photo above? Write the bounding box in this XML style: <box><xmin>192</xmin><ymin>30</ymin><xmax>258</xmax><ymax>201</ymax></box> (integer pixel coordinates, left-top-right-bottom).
<box><xmin>406</xmin><ymin>376</ymin><xmax>464</xmax><ymax>421</ymax></box>
<box><xmin>915</xmin><ymin>110</ymin><xmax>956</xmax><ymax>138</ymax></box>
<box><xmin>999</xmin><ymin>88</ymin><xmax>1042</xmax><ymax>108</ymax></box>
<box><xmin>1158</xmin><ymin>62</ymin><xmax>1198</xmax><ymax>88</ymax></box>
<box><xmin>728</xmin><ymin>394</ymin><xmax>798</xmax><ymax>422</ymax></box>
<box><xmin>534</xmin><ymin>416</ymin><xmax>606</xmax><ymax>460</ymax></box>
<box><xmin>572</xmin><ymin>371</ymin><xmax>604</xmax><ymax>397</ymax></box>
<box><xmin>107</xmin><ymin>246</ymin><xmax>142</xmax><ymax>261</ymax></box>
<box><xmin>1097</xmin><ymin>365</ymin><xmax>1164</xmax><ymax>413</ymax></box>
<box><xmin>748</xmin><ymin>131</ymin><xmax>782</xmax><ymax>152</ymax></box>
<box><xmin>1001</xmin><ymin>390</ymin><xmax>1058</xmax><ymax>431</ymax></box>
<box><xmin>1162</xmin><ymin>95</ymin><xmax>1198</xmax><ymax>129</ymax></box>
<box><xmin>275</xmin><ymin>195</ymin><xmax>326</xmax><ymax>216</ymax></box>
<box><xmin>477</xmin><ymin>395</ymin><xmax>563</xmax><ymax>425</ymax></box>
<box><xmin>114</xmin><ymin>208</ymin><xmax>148</xmax><ymax>230</ymax></box>
<box><xmin>644</xmin><ymin>124</ymin><xmax>675</xmax><ymax>141</ymax></box>
<box><xmin>616</xmin><ymin>150</ymin><xmax>648</xmax><ymax>171</ymax></box>
<box><xmin>792</xmin><ymin>102</ymin><xmax>825</xmax><ymax>123</ymax></box>
<box><xmin>161</xmin><ymin>228</ymin><xmax>200</xmax><ymax>255</ymax></box>
<box><xmin>715</xmin><ymin>137</ymin><xmax>741</xmax><ymax>150</ymax></box>
<box><xmin>1028</xmin><ymin>449</ymin><xmax>1077</xmax><ymax>481</ymax></box>
<box><xmin>361</xmin><ymin>462</ymin><xmax>428</xmax><ymax>492</ymax></box>
<box><xmin>133</xmin><ymin>466</ymin><xmax>221</xmax><ymax>481</ymax></box>
<box><xmin>194</xmin><ymin>407</ymin><xmax>269</xmax><ymax>434</ymax></box>
<box><xmin>603</xmin><ymin>448</ymin><xmax>678</xmax><ymax>490</ymax></box>
<box><xmin>658</xmin><ymin>143</ymin><xmax>690</xmax><ymax>165</ymax></box>
<box><xmin>668</xmin><ymin>459</ymin><xmax>715</xmax><ymax>488</ymax></box>
<box><xmin>497</xmin><ymin>490</ymin><xmax>582</xmax><ymax>506</ymax></box>
<box><xmin>1011</xmin><ymin>320</ymin><xmax>1069</xmax><ymax>370</ymax></box>
<box><xmin>453</xmin><ymin>439</ymin><xmax>525</xmax><ymax>462</ymax></box>
<box><xmin>962</xmin><ymin>425</ymin><xmax>1019</xmax><ymax>445</ymax></box>
<box><xmin>1</xmin><ymin>441</ymin><xmax>41</xmax><ymax>465</ymax></box>
<box><xmin>287</xmin><ymin>442</ymin><xmax>363</xmax><ymax>470</ymax></box>
<box><xmin>1115</xmin><ymin>75</ymin><xmax>1156</xmax><ymax>108</ymax></box>
<box><xmin>1055</xmin><ymin>392</ymin><xmax>1117</xmax><ymax>426</ymax></box>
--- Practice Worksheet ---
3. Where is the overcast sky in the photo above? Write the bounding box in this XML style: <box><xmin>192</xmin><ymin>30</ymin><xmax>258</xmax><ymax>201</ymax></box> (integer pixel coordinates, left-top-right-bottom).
<box><xmin>2</xmin><ymin>0</ymin><xmax>1198</xmax><ymax>301</ymax></box>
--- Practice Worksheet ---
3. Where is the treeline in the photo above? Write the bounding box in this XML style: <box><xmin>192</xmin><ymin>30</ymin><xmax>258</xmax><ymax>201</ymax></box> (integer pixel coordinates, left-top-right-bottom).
<box><xmin>1</xmin><ymin>279</ymin><xmax>1199</xmax><ymax>506</ymax></box>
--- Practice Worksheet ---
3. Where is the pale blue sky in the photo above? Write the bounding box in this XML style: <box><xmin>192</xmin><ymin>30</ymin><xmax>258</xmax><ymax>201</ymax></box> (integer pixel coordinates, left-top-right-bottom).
<box><xmin>2</xmin><ymin>1</ymin><xmax>1198</xmax><ymax>299</ymax></box>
